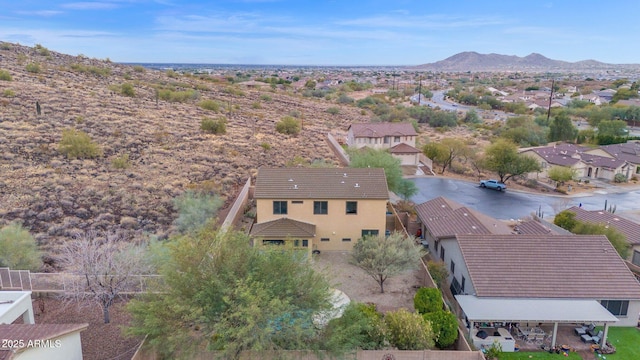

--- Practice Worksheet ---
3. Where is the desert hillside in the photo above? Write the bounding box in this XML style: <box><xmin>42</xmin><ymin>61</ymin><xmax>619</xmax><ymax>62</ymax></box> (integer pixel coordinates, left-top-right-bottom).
<box><xmin>0</xmin><ymin>42</ymin><xmax>369</xmax><ymax>261</ymax></box>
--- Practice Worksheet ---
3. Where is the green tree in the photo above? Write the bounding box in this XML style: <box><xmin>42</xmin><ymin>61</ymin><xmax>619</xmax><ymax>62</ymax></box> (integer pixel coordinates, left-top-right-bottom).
<box><xmin>350</xmin><ymin>232</ymin><xmax>423</xmax><ymax>293</ymax></box>
<box><xmin>423</xmin><ymin>310</ymin><xmax>458</xmax><ymax>349</ymax></box>
<box><xmin>322</xmin><ymin>302</ymin><xmax>386</xmax><ymax>352</ymax></box>
<box><xmin>426</xmin><ymin>260</ymin><xmax>449</xmax><ymax>288</ymax></box>
<box><xmin>127</xmin><ymin>229</ymin><xmax>333</xmax><ymax>359</ymax></box>
<box><xmin>422</xmin><ymin>138</ymin><xmax>470</xmax><ymax>174</ymax></box>
<box><xmin>348</xmin><ymin>147</ymin><xmax>403</xmax><ymax>193</ymax></box>
<box><xmin>572</xmin><ymin>222</ymin><xmax>630</xmax><ymax>259</ymax></box>
<box><xmin>413</xmin><ymin>287</ymin><xmax>443</xmax><ymax>314</ymax></box>
<box><xmin>384</xmin><ymin>308</ymin><xmax>434</xmax><ymax>350</ymax></box>
<box><xmin>463</xmin><ymin>109</ymin><xmax>481</xmax><ymax>124</ymax></box>
<box><xmin>547</xmin><ymin>166</ymin><xmax>576</xmax><ymax>183</ymax></box>
<box><xmin>553</xmin><ymin>210</ymin><xmax>577</xmax><ymax>231</ymax></box>
<box><xmin>275</xmin><ymin>116</ymin><xmax>301</xmax><ymax>135</ymax></box>
<box><xmin>548</xmin><ymin>111</ymin><xmax>577</xmax><ymax>142</ymax></box>
<box><xmin>172</xmin><ymin>190</ymin><xmax>223</xmax><ymax>234</ymax></box>
<box><xmin>483</xmin><ymin>139</ymin><xmax>541</xmax><ymax>183</ymax></box>
<box><xmin>0</xmin><ymin>223</ymin><xmax>41</xmax><ymax>270</ymax></box>
<box><xmin>597</xmin><ymin>120</ymin><xmax>627</xmax><ymax>137</ymax></box>
<box><xmin>58</xmin><ymin>128</ymin><xmax>103</xmax><ymax>159</ymax></box>
<box><xmin>395</xmin><ymin>179</ymin><xmax>418</xmax><ymax>201</ymax></box>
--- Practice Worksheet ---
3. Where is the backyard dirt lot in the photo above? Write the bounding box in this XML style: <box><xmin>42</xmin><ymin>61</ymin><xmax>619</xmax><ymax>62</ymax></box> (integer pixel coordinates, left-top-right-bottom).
<box><xmin>312</xmin><ymin>251</ymin><xmax>427</xmax><ymax>313</ymax></box>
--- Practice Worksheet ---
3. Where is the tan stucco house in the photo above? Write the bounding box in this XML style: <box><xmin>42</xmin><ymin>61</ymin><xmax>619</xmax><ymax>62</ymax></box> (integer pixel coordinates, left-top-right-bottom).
<box><xmin>250</xmin><ymin>168</ymin><xmax>389</xmax><ymax>252</ymax></box>
<box><xmin>346</xmin><ymin>122</ymin><xmax>417</xmax><ymax>149</ymax></box>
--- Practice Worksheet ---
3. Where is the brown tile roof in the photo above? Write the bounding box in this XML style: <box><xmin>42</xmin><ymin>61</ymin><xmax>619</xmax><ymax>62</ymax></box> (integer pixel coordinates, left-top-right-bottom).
<box><xmin>250</xmin><ymin>218</ymin><xmax>316</xmax><ymax>238</ymax></box>
<box><xmin>567</xmin><ymin>206</ymin><xmax>640</xmax><ymax>245</ymax></box>
<box><xmin>0</xmin><ymin>324</ymin><xmax>88</xmax><ymax>359</ymax></box>
<box><xmin>254</xmin><ymin>168</ymin><xmax>389</xmax><ymax>200</ymax></box>
<box><xmin>456</xmin><ymin>234</ymin><xmax>640</xmax><ymax>299</ymax></box>
<box><xmin>514</xmin><ymin>220</ymin><xmax>556</xmax><ymax>235</ymax></box>
<box><xmin>598</xmin><ymin>142</ymin><xmax>640</xmax><ymax>164</ymax></box>
<box><xmin>415</xmin><ymin>197</ymin><xmax>513</xmax><ymax>238</ymax></box>
<box><xmin>524</xmin><ymin>143</ymin><xmax>587</xmax><ymax>167</ymax></box>
<box><xmin>389</xmin><ymin>143</ymin><xmax>421</xmax><ymax>154</ymax></box>
<box><xmin>348</xmin><ymin>122</ymin><xmax>417</xmax><ymax>138</ymax></box>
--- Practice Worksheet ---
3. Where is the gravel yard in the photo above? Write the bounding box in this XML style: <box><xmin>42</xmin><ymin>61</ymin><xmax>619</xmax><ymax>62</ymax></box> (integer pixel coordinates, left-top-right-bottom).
<box><xmin>311</xmin><ymin>251</ymin><xmax>425</xmax><ymax>313</ymax></box>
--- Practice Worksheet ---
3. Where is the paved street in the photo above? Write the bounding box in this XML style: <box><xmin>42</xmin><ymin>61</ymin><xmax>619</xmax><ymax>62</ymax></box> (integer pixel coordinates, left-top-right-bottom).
<box><xmin>410</xmin><ymin>177</ymin><xmax>640</xmax><ymax>220</ymax></box>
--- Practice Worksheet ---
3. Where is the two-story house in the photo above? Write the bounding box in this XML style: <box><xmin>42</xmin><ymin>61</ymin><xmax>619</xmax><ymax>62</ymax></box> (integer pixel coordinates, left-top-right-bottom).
<box><xmin>250</xmin><ymin>168</ymin><xmax>389</xmax><ymax>253</ymax></box>
<box><xmin>346</xmin><ymin>122</ymin><xmax>417</xmax><ymax>150</ymax></box>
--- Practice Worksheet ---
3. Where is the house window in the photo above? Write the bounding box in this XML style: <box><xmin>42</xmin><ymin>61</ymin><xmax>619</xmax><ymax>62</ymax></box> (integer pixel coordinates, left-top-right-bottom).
<box><xmin>461</xmin><ymin>276</ymin><xmax>466</xmax><ymax>293</ymax></box>
<box><xmin>633</xmin><ymin>250</ymin><xmax>640</xmax><ymax>266</ymax></box>
<box><xmin>450</xmin><ymin>261</ymin><xmax>455</xmax><ymax>275</ymax></box>
<box><xmin>601</xmin><ymin>300</ymin><xmax>629</xmax><ymax>316</ymax></box>
<box><xmin>450</xmin><ymin>277</ymin><xmax>462</xmax><ymax>296</ymax></box>
<box><xmin>440</xmin><ymin>247</ymin><xmax>445</xmax><ymax>261</ymax></box>
<box><xmin>346</xmin><ymin>201</ymin><xmax>358</xmax><ymax>214</ymax></box>
<box><xmin>384</xmin><ymin>136</ymin><xmax>389</xmax><ymax>144</ymax></box>
<box><xmin>292</xmin><ymin>200</ymin><xmax>303</xmax><ymax>204</ymax></box>
<box><xmin>273</xmin><ymin>201</ymin><xmax>287</xmax><ymax>215</ymax></box>
<box><xmin>321</xmin><ymin>238</ymin><xmax>330</xmax><ymax>242</ymax></box>
<box><xmin>302</xmin><ymin>240</ymin><xmax>308</xmax><ymax>247</ymax></box>
<box><xmin>434</xmin><ymin>240</ymin><xmax>439</xmax><ymax>252</ymax></box>
<box><xmin>314</xmin><ymin>201</ymin><xmax>328</xmax><ymax>215</ymax></box>
<box><xmin>636</xmin><ymin>166</ymin><xmax>640</xmax><ymax>174</ymax></box>
<box><xmin>394</xmin><ymin>136</ymin><xmax>400</xmax><ymax>142</ymax></box>
<box><xmin>361</xmin><ymin>229</ymin><xmax>379</xmax><ymax>238</ymax></box>
<box><xmin>342</xmin><ymin>238</ymin><xmax>351</xmax><ymax>242</ymax></box>
<box><xmin>262</xmin><ymin>240</ymin><xmax>284</xmax><ymax>246</ymax></box>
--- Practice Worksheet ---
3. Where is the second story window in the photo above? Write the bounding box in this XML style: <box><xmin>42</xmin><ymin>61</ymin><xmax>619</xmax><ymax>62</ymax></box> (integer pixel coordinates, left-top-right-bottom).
<box><xmin>273</xmin><ymin>201</ymin><xmax>287</xmax><ymax>215</ymax></box>
<box><xmin>346</xmin><ymin>201</ymin><xmax>358</xmax><ymax>215</ymax></box>
<box><xmin>394</xmin><ymin>136</ymin><xmax>400</xmax><ymax>142</ymax></box>
<box><xmin>314</xmin><ymin>201</ymin><xmax>328</xmax><ymax>215</ymax></box>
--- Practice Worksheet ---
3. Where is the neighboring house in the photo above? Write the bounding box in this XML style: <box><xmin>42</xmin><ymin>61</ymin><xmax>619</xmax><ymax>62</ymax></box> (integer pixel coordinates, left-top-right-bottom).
<box><xmin>346</xmin><ymin>122</ymin><xmax>417</xmax><ymax>150</ymax></box>
<box><xmin>414</xmin><ymin>196</ymin><xmax>513</xmax><ymax>270</ymax></box>
<box><xmin>446</xmin><ymin>234</ymin><xmax>640</xmax><ymax>327</ymax></box>
<box><xmin>250</xmin><ymin>168</ymin><xmax>389</xmax><ymax>252</ymax></box>
<box><xmin>566</xmin><ymin>205</ymin><xmax>640</xmax><ymax>266</ymax></box>
<box><xmin>584</xmin><ymin>142</ymin><xmax>640</xmax><ymax>179</ymax></box>
<box><xmin>389</xmin><ymin>143</ymin><xmax>421</xmax><ymax>166</ymax></box>
<box><xmin>521</xmin><ymin>142</ymin><xmax>631</xmax><ymax>181</ymax></box>
<box><xmin>0</xmin><ymin>324</ymin><xmax>88</xmax><ymax>360</ymax></box>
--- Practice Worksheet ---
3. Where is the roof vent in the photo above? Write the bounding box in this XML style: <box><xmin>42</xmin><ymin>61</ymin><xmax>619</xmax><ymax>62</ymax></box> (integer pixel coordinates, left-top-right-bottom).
<box><xmin>463</xmin><ymin>213</ymin><xmax>468</xmax><ymax>216</ymax></box>
<box><xmin>293</xmin><ymin>184</ymin><xmax>298</xmax><ymax>189</ymax></box>
<box><xmin>288</xmin><ymin>178</ymin><xmax>293</xmax><ymax>182</ymax></box>
<box><xmin>471</xmin><ymin>226</ymin><xmax>477</xmax><ymax>230</ymax></box>
<box><xmin>343</xmin><ymin>173</ymin><xmax>348</xmax><ymax>177</ymax></box>
<box><xmin>340</xmin><ymin>180</ymin><xmax>345</xmax><ymax>184</ymax></box>
<box><xmin>354</xmin><ymin>183</ymin><xmax>360</xmax><ymax>188</ymax></box>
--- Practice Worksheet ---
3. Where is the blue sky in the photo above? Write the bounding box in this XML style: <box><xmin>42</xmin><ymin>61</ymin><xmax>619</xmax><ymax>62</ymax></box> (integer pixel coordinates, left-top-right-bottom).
<box><xmin>2</xmin><ymin>0</ymin><xmax>639</xmax><ymax>65</ymax></box>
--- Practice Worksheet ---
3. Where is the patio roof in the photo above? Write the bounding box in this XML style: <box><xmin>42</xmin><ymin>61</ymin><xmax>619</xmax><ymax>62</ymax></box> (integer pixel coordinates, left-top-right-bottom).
<box><xmin>455</xmin><ymin>295</ymin><xmax>619</xmax><ymax>323</ymax></box>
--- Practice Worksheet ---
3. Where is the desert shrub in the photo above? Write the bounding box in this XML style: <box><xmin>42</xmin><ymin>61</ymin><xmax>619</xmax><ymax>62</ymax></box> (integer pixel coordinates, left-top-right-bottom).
<box><xmin>201</xmin><ymin>117</ymin><xmax>227</xmax><ymax>134</ymax></box>
<box><xmin>34</xmin><ymin>44</ymin><xmax>50</xmax><ymax>56</ymax></box>
<box><xmin>120</xmin><ymin>83</ymin><xmax>135</xmax><ymax>97</ymax></box>
<box><xmin>0</xmin><ymin>222</ymin><xmax>41</xmax><ymax>271</ymax></box>
<box><xmin>111</xmin><ymin>153</ymin><xmax>131</xmax><ymax>169</ymax></box>
<box><xmin>69</xmin><ymin>63</ymin><xmax>111</xmax><ymax>77</ymax></box>
<box><xmin>157</xmin><ymin>89</ymin><xmax>198</xmax><ymax>103</ymax></box>
<box><xmin>198</xmin><ymin>99</ymin><xmax>220</xmax><ymax>111</ymax></box>
<box><xmin>58</xmin><ymin>128</ymin><xmax>103</xmax><ymax>159</ymax></box>
<box><xmin>260</xmin><ymin>94</ymin><xmax>272</xmax><ymax>102</ymax></box>
<box><xmin>26</xmin><ymin>63</ymin><xmax>41</xmax><ymax>73</ymax></box>
<box><xmin>384</xmin><ymin>308</ymin><xmax>434</xmax><ymax>350</ymax></box>
<box><xmin>251</xmin><ymin>101</ymin><xmax>262</xmax><ymax>109</ymax></box>
<box><xmin>614</xmin><ymin>173</ymin><xmax>628</xmax><ymax>183</ymax></box>
<box><xmin>275</xmin><ymin>116</ymin><xmax>301</xmax><ymax>135</ymax></box>
<box><xmin>338</xmin><ymin>94</ymin><xmax>355</xmax><ymax>104</ymax></box>
<box><xmin>322</xmin><ymin>302</ymin><xmax>386</xmax><ymax>352</ymax></box>
<box><xmin>414</xmin><ymin>287</ymin><xmax>444</xmax><ymax>314</ymax></box>
<box><xmin>172</xmin><ymin>190</ymin><xmax>223</xmax><ymax>233</ymax></box>
<box><xmin>166</xmin><ymin>69</ymin><xmax>178</xmax><ymax>78</ymax></box>
<box><xmin>422</xmin><ymin>310</ymin><xmax>458</xmax><ymax>348</ymax></box>
<box><xmin>0</xmin><ymin>70</ymin><xmax>12</xmax><ymax>81</ymax></box>
<box><xmin>3</xmin><ymin>89</ymin><xmax>15</xmax><ymax>97</ymax></box>
<box><xmin>426</xmin><ymin>260</ymin><xmax>449</xmax><ymax>288</ymax></box>
<box><xmin>260</xmin><ymin>142</ymin><xmax>271</xmax><ymax>151</ymax></box>
<box><xmin>0</xmin><ymin>43</ymin><xmax>11</xmax><ymax>50</ymax></box>
<box><xmin>326</xmin><ymin>106</ymin><xmax>340</xmax><ymax>115</ymax></box>
<box><xmin>133</xmin><ymin>65</ymin><xmax>145</xmax><ymax>73</ymax></box>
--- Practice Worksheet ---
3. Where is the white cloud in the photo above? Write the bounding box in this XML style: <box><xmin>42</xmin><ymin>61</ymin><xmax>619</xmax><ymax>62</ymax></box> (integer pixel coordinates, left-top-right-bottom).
<box><xmin>61</xmin><ymin>2</ymin><xmax>120</xmax><ymax>10</ymax></box>
<box><xmin>16</xmin><ymin>10</ymin><xmax>64</xmax><ymax>17</ymax></box>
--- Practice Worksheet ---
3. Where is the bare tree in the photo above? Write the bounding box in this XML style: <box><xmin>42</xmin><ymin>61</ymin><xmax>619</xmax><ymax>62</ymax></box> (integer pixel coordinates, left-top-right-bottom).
<box><xmin>59</xmin><ymin>231</ymin><xmax>154</xmax><ymax>323</ymax></box>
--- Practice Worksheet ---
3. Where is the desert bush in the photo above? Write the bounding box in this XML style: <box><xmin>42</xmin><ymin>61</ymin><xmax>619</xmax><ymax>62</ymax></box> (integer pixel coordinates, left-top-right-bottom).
<box><xmin>69</xmin><ymin>63</ymin><xmax>111</xmax><ymax>77</ymax></box>
<box><xmin>166</xmin><ymin>69</ymin><xmax>178</xmax><ymax>78</ymax></box>
<box><xmin>111</xmin><ymin>153</ymin><xmax>131</xmax><ymax>169</ymax></box>
<box><xmin>3</xmin><ymin>89</ymin><xmax>15</xmax><ymax>97</ymax></box>
<box><xmin>198</xmin><ymin>99</ymin><xmax>220</xmax><ymax>111</ymax></box>
<box><xmin>260</xmin><ymin>142</ymin><xmax>271</xmax><ymax>151</ymax></box>
<box><xmin>260</xmin><ymin>94</ymin><xmax>272</xmax><ymax>102</ymax></box>
<box><xmin>0</xmin><ymin>69</ymin><xmax>12</xmax><ymax>81</ymax></box>
<box><xmin>172</xmin><ymin>190</ymin><xmax>223</xmax><ymax>233</ymax></box>
<box><xmin>201</xmin><ymin>117</ymin><xmax>227</xmax><ymax>134</ymax></box>
<box><xmin>251</xmin><ymin>101</ymin><xmax>262</xmax><ymax>109</ymax></box>
<box><xmin>326</xmin><ymin>106</ymin><xmax>340</xmax><ymax>115</ymax></box>
<box><xmin>26</xmin><ymin>63</ymin><xmax>42</xmax><ymax>73</ymax></box>
<box><xmin>422</xmin><ymin>310</ymin><xmax>458</xmax><ymax>348</ymax></box>
<box><xmin>384</xmin><ymin>308</ymin><xmax>434</xmax><ymax>350</ymax></box>
<box><xmin>426</xmin><ymin>260</ymin><xmax>449</xmax><ymax>288</ymax></box>
<box><xmin>614</xmin><ymin>173</ymin><xmax>628</xmax><ymax>183</ymax></box>
<box><xmin>275</xmin><ymin>116</ymin><xmax>301</xmax><ymax>135</ymax></box>
<box><xmin>34</xmin><ymin>44</ymin><xmax>50</xmax><ymax>56</ymax></box>
<box><xmin>0</xmin><ymin>43</ymin><xmax>11</xmax><ymax>50</ymax></box>
<box><xmin>121</xmin><ymin>83</ymin><xmax>136</xmax><ymax>97</ymax></box>
<box><xmin>133</xmin><ymin>65</ymin><xmax>146</xmax><ymax>73</ymax></box>
<box><xmin>338</xmin><ymin>94</ymin><xmax>355</xmax><ymax>104</ymax></box>
<box><xmin>414</xmin><ymin>287</ymin><xmax>444</xmax><ymax>314</ymax></box>
<box><xmin>58</xmin><ymin>128</ymin><xmax>103</xmax><ymax>159</ymax></box>
<box><xmin>158</xmin><ymin>89</ymin><xmax>198</xmax><ymax>103</ymax></box>
<box><xmin>0</xmin><ymin>222</ymin><xmax>41</xmax><ymax>271</ymax></box>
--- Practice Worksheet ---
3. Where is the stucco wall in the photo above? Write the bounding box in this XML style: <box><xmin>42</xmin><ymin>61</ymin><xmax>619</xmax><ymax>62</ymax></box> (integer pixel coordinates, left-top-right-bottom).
<box><xmin>14</xmin><ymin>332</ymin><xmax>83</xmax><ymax>360</ymax></box>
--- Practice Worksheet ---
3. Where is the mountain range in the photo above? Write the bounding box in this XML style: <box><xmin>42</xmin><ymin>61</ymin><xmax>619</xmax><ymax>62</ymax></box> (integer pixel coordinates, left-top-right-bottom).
<box><xmin>417</xmin><ymin>52</ymin><xmax>639</xmax><ymax>72</ymax></box>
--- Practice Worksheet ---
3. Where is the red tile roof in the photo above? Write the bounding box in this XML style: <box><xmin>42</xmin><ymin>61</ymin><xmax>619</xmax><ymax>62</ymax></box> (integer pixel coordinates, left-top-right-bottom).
<box><xmin>456</xmin><ymin>234</ymin><xmax>640</xmax><ymax>299</ymax></box>
<box><xmin>254</xmin><ymin>168</ymin><xmax>389</xmax><ymax>200</ymax></box>
<box><xmin>567</xmin><ymin>206</ymin><xmax>640</xmax><ymax>245</ymax></box>
<box><xmin>415</xmin><ymin>197</ymin><xmax>513</xmax><ymax>238</ymax></box>
<box><xmin>348</xmin><ymin>122</ymin><xmax>417</xmax><ymax>138</ymax></box>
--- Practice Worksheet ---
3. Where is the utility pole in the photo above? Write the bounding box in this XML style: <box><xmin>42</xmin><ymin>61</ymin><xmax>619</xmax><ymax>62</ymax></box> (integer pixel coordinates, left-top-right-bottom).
<box><xmin>546</xmin><ymin>79</ymin><xmax>555</xmax><ymax>124</ymax></box>
<box><xmin>417</xmin><ymin>75</ymin><xmax>422</xmax><ymax>105</ymax></box>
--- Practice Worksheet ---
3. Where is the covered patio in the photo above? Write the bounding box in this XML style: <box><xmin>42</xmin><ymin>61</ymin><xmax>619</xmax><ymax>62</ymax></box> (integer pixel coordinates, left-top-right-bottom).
<box><xmin>456</xmin><ymin>295</ymin><xmax>619</xmax><ymax>352</ymax></box>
